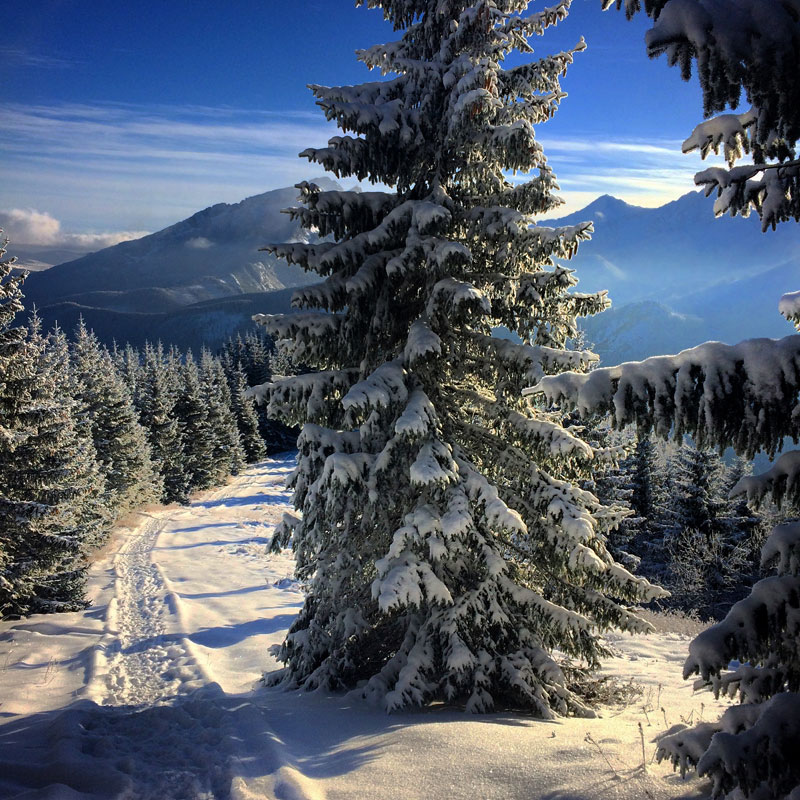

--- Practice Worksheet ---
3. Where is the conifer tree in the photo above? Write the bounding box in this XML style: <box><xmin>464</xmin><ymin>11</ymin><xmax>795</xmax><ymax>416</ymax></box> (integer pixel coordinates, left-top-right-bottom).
<box><xmin>0</xmin><ymin>317</ymin><xmax>106</xmax><ymax>616</ymax></box>
<box><xmin>116</xmin><ymin>343</ymin><xmax>143</xmax><ymax>402</ymax></box>
<box><xmin>534</xmin><ymin>321</ymin><xmax>800</xmax><ymax>795</ymax></box>
<box><xmin>0</xmin><ymin>235</ymin><xmax>27</xmax><ymax>604</ymax></box>
<box><xmin>667</xmin><ymin>444</ymin><xmax>726</xmax><ymax>538</ymax></box>
<box><xmin>175</xmin><ymin>350</ymin><xmax>216</xmax><ymax>490</ymax></box>
<box><xmin>70</xmin><ymin>320</ymin><xmax>160</xmax><ymax>514</ymax></box>
<box><xmin>254</xmin><ymin>0</ymin><xmax>665</xmax><ymax>714</ymax></box>
<box><xmin>229</xmin><ymin>363</ymin><xmax>266</xmax><ymax>463</ymax></box>
<box><xmin>628</xmin><ymin>433</ymin><xmax>665</xmax><ymax>527</ymax></box>
<box><xmin>200</xmin><ymin>349</ymin><xmax>244</xmax><ymax>482</ymax></box>
<box><xmin>139</xmin><ymin>343</ymin><xmax>189</xmax><ymax>504</ymax></box>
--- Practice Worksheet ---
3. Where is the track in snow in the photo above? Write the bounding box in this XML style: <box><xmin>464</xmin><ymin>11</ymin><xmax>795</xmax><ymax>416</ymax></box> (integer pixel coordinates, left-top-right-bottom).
<box><xmin>80</xmin><ymin>485</ymin><xmax>241</xmax><ymax>800</ymax></box>
<box><xmin>0</xmin><ymin>456</ymin><xmax>313</xmax><ymax>800</ymax></box>
<box><xmin>102</xmin><ymin>515</ymin><xmax>206</xmax><ymax>706</ymax></box>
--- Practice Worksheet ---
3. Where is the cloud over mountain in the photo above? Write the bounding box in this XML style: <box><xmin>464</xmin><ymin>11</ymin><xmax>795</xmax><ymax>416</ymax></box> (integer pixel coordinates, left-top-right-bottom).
<box><xmin>0</xmin><ymin>207</ymin><xmax>147</xmax><ymax>250</ymax></box>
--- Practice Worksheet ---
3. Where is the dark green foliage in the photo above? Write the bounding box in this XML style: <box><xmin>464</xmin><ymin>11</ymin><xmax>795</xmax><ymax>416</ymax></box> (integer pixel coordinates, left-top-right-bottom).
<box><xmin>228</xmin><ymin>364</ymin><xmax>266</xmax><ymax>463</ymax></box>
<box><xmin>175</xmin><ymin>351</ymin><xmax>216</xmax><ymax>490</ymax></box>
<box><xmin>0</xmin><ymin>241</ymin><xmax>265</xmax><ymax>615</ymax></box>
<box><xmin>599</xmin><ymin>437</ymin><xmax>770</xmax><ymax>619</ymax></box>
<box><xmin>221</xmin><ymin>330</ymin><xmax>273</xmax><ymax>388</ymax></box>
<box><xmin>667</xmin><ymin>444</ymin><xmax>727</xmax><ymax>538</ymax></box>
<box><xmin>200</xmin><ymin>349</ymin><xmax>245</xmax><ymax>481</ymax></box>
<box><xmin>0</xmin><ymin>235</ymin><xmax>26</xmax><ymax>602</ymax></box>
<box><xmin>0</xmin><ymin>318</ymin><xmax>107</xmax><ymax>616</ymax></box>
<box><xmin>138</xmin><ymin>343</ymin><xmax>189</xmax><ymax>504</ymax></box>
<box><xmin>70</xmin><ymin>320</ymin><xmax>161</xmax><ymax>513</ymax></box>
<box><xmin>220</xmin><ymin>332</ymin><xmax>297</xmax><ymax>455</ymax></box>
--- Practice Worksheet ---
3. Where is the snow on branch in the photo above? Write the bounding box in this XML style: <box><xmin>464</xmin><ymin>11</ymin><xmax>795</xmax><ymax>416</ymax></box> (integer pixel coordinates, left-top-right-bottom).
<box><xmin>683</xmin><ymin>109</ymin><xmax>757</xmax><ymax>167</ymax></box>
<box><xmin>286</xmin><ymin>182</ymin><xmax>399</xmax><ymax>240</ymax></box>
<box><xmin>528</xmin><ymin>335</ymin><xmax>800</xmax><ymax>458</ymax></box>
<box><xmin>473</xmin><ymin>333</ymin><xmax>597</xmax><ymax>385</ymax></box>
<box><xmin>427</xmin><ymin>278</ymin><xmax>491</xmax><ymax>318</ymax></box>
<box><xmin>696</xmin><ymin>694</ymin><xmax>800</xmax><ymax>800</ymax></box>
<box><xmin>694</xmin><ymin>160</ymin><xmax>800</xmax><ymax>231</ymax></box>
<box><xmin>404</xmin><ymin>318</ymin><xmax>443</xmax><ymax>366</ymax></box>
<box><xmin>780</xmin><ymin>290</ymin><xmax>800</xmax><ymax>330</ymax></box>
<box><xmin>248</xmin><ymin>369</ymin><xmax>359</xmax><ymax>426</ymax></box>
<box><xmin>730</xmin><ymin>450</ymin><xmax>800</xmax><ymax>509</ymax></box>
<box><xmin>684</xmin><ymin>573</ymin><xmax>800</xmax><ymax>683</ymax></box>
<box><xmin>253</xmin><ymin>312</ymin><xmax>341</xmax><ymax>341</ymax></box>
<box><xmin>341</xmin><ymin>360</ymin><xmax>408</xmax><ymax>413</ymax></box>
<box><xmin>603</xmin><ymin>0</ymin><xmax>800</xmax><ymax>228</ymax></box>
<box><xmin>761</xmin><ymin>522</ymin><xmax>800</xmax><ymax>577</ymax></box>
<box><xmin>253</xmin><ymin>311</ymin><xmax>344</xmax><ymax>366</ymax></box>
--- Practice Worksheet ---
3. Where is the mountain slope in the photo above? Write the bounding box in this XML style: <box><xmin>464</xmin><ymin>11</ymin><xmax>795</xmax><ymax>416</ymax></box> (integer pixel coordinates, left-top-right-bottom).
<box><xmin>21</xmin><ymin>185</ymin><xmax>797</xmax><ymax>358</ymax></box>
<box><xmin>545</xmin><ymin>191</ymin><xmax>800</xmax><ymax>363</ymax></box>
<box><xmin>31</xmin><ymin>287</ymin><xmax>298</xmax><ymax>353</ymax></box>
<box><xmin>22</xmin><ymin>181</ymin><xmax>339</xmax><ymax>313</ymax></box>
<box><xmin>545</xmin><ymin>191</ymin><xmax>800</xmax><ymax>307</ymax></box>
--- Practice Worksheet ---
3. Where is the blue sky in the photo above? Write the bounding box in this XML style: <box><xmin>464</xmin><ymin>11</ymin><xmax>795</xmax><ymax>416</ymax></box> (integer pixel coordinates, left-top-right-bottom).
<box><xmin>1</xmin><ymin>0</ymin><xmax>718</xmax><ymax>246</ymax></box>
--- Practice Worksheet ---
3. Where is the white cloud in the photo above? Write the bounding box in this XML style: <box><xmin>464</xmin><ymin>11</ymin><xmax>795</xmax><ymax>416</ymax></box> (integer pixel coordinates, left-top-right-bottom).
<box><xmin>0</xmin><ymin>208</ymin><xmax>61</xmax><ymax>244</ymax></box>
<box><xmin>596</xmin><ymin>254</ymin><xmax>626</xmax><ymax>280</ymax></box>
<box><xmin>0</xmin><ymin>47</ymin><xmax>75</xmax><ymax>69</ymax></box>
<box><xmin>62</xmin><ymin>231</ymin><xmax>149</xmax><ymax>249</ymax></box>
<box><xmin>0</xmin><ymin>207</ymin><xmax>146</xmax><ymax>249</ymax></box>
<box><xmin>185</xmin><ymin>237</ymin><xmax>213</xmax><ymax>249</ymax></box>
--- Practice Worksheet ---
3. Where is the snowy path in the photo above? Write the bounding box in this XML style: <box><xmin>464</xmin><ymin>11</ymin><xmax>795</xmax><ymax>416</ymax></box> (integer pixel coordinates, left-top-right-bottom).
<box><xmin>102</xmin><ymin>514</ymin><xmax>206</xmax><ymax>706</ymax></box>
<box><xmin>0</xmin><ymin>454</ymin><xmax>734</xmax><ymax>800</ymax></box>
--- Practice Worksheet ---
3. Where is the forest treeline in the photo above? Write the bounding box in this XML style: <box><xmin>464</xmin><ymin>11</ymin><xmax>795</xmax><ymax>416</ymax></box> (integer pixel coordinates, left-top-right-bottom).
<box><xmin>589</xmin><ymin>432</ymin><xmax>779</xmax><ymax>620</ymax></box>
<box><xmin>0</xmin><ymin>250</ymin><xmax>293</xmax><ymax>619</ymax></box>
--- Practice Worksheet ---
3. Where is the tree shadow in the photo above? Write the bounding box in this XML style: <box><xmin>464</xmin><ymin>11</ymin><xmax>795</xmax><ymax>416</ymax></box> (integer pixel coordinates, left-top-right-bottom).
<box><xmin>194</xmin><ymin>492</ymin><xmax>291</xmax><ymax>510</ymax></box>
<box><xmin>0</xmin><ymin>679</ymin><xmax>386</xmax><ymax>799</ymax></box>
<box><xmin>255</xmin><ymin>683</ymin><xmax>554</xmax><ymax>784</ymax></box>
<box><xmin>154</xmin><ymin>534</ymin><xmax>270</xmax><ymax>551</ymax></box>
<box><xmin>187</xmin><ymin>616</ymin><xmax>299</xmax><ymax>648</ymax></box>
<box><xmin>179</xmin><ymin>584</ymin><xmax>268</xmax><ymax>600</ymax></box>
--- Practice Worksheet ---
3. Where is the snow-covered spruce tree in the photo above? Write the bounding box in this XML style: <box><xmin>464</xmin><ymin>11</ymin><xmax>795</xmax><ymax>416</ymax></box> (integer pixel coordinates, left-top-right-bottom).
<box><xmin>175</xmin><ymin>350</ymin><xmax>216</xmax><ymax>491</ymax></box>
<box><xmin>254</xmin><ymin>0</ymin><xmax>665</xmax><ymax>714</ymax></box>
<box><xmin>0</xmin><ymin>234</ymin><xmax>27</xmax><ymax>605</ymax></box>
<box><xmin>666</xmin><ymin>444</ymin><xmax>727</xmax><ymax>537</ymax></box>
<box><xmin>222</xmin><ymin>330</ymin><xmax>274</xmax><ymax>389</ymax></box>
<box><xmin>625</xmin><ymin>433</ymin><xmax>671</xmax><ymax>571</ymax></box>
<box><xmin>531</xmin><ymin>313</ymin><xmax>800</xmax><ymax>796</ymax></box>
<box><xmin>579</xmin><ymin>426</ymin><xmax>641</xmax><ymax>569</ymax></box>
<box><xmin>227</xmin><ymin>363</ymin><xmax>267</xmax><ymax>463</ymax></box>
<box><xmin>115</xmin><ymin>342</ymin><xmax>143</xmax><ymax>403</ymax></box>
<box><xmin>604</xmin><ymin>0</ymin><xmax>800</xmax><ymax>229</ymax></box>
<box><xmin>0</xmin><ymin>317</ymin><xmax>106</xmax><ymax>616</ymax></box>
<box><xmin>69</xmin><ymin>320</ymin><xmax>161</xmax><ymax>515</ymax></box>
<box><xmin>138</xmin><ymin>342</ymin><xmax>189</xmax><ymax>504</ymax></box>
<box><xmin>200</xmin><ymin>349</ymin><xmax>244</xmax><ymax>481</ymax></box>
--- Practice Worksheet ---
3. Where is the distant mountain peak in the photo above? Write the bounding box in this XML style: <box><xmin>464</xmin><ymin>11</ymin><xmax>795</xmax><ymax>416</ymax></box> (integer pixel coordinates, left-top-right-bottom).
<box><xmin>22</xmin><ymin>181</ymin><xmax>331</xmax><ymax>312</ymax></box>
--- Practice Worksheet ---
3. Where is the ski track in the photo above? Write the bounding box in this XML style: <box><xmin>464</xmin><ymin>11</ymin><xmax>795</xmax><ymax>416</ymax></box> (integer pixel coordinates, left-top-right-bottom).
<box><xmin>74</xmin><ymin>478</ymin><xmax>271</xmax><ymax>800</ymax></box>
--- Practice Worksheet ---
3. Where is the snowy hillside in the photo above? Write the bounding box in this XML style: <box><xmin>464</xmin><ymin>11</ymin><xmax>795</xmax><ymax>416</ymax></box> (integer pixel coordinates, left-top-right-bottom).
<box><xmin>545</xmin><ymin>191</ymin><xmax>800</xmax><ymax>307</ymax></box>
<box><xmin>0</xmin><ymin>454</ymin><xmax>733</xmax><ymax>800</ymax></box>
<box><xmin>545</xmin><ymin>192</ymin><xmax>800</xmax><ymax>363</ymax></box>
<box><xmin>22</xmin><ymin>180</ymin><xmax>342</xmax><ymax>315</ymax></box>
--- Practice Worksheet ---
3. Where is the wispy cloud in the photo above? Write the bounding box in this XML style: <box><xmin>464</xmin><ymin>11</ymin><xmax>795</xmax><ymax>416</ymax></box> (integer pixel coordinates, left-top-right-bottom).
<box><xmin>0</xmin><ymin>101</ymin><xmax>723</xmax><ymax>231</ymax></box>
<box><xmin>0</xmin><ymin>47</ymin><xmax>76</xmax><ymax>69</ymax></box>
<box><xmin>0</xmin><ymin>102</ymin><xmax>341</xmax><ymax>233</ymax></box>
<box><xmin>538</xmin><ymin>131</ymin><xmax>725</xmax><ymax>214</ymax></box>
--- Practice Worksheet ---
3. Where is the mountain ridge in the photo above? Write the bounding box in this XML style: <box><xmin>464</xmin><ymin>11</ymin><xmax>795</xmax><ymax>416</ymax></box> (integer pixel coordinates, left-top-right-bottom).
<box><xmin>17</xmin><ymin>184</ymin><xmax>798</xmax><ymax>357</ymax></box>
<box><xmin>21</xmin><ymin>179</ymin><xmax>342</xmax><ymax>314</ymax></box>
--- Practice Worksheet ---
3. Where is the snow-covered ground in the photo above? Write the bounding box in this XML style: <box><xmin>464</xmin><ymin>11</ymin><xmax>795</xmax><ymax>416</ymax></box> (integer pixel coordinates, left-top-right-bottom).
<box><xmin>0</xmin><ymin>454</ymin><xmax>732</xmax><ymax>800</ymax></box>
